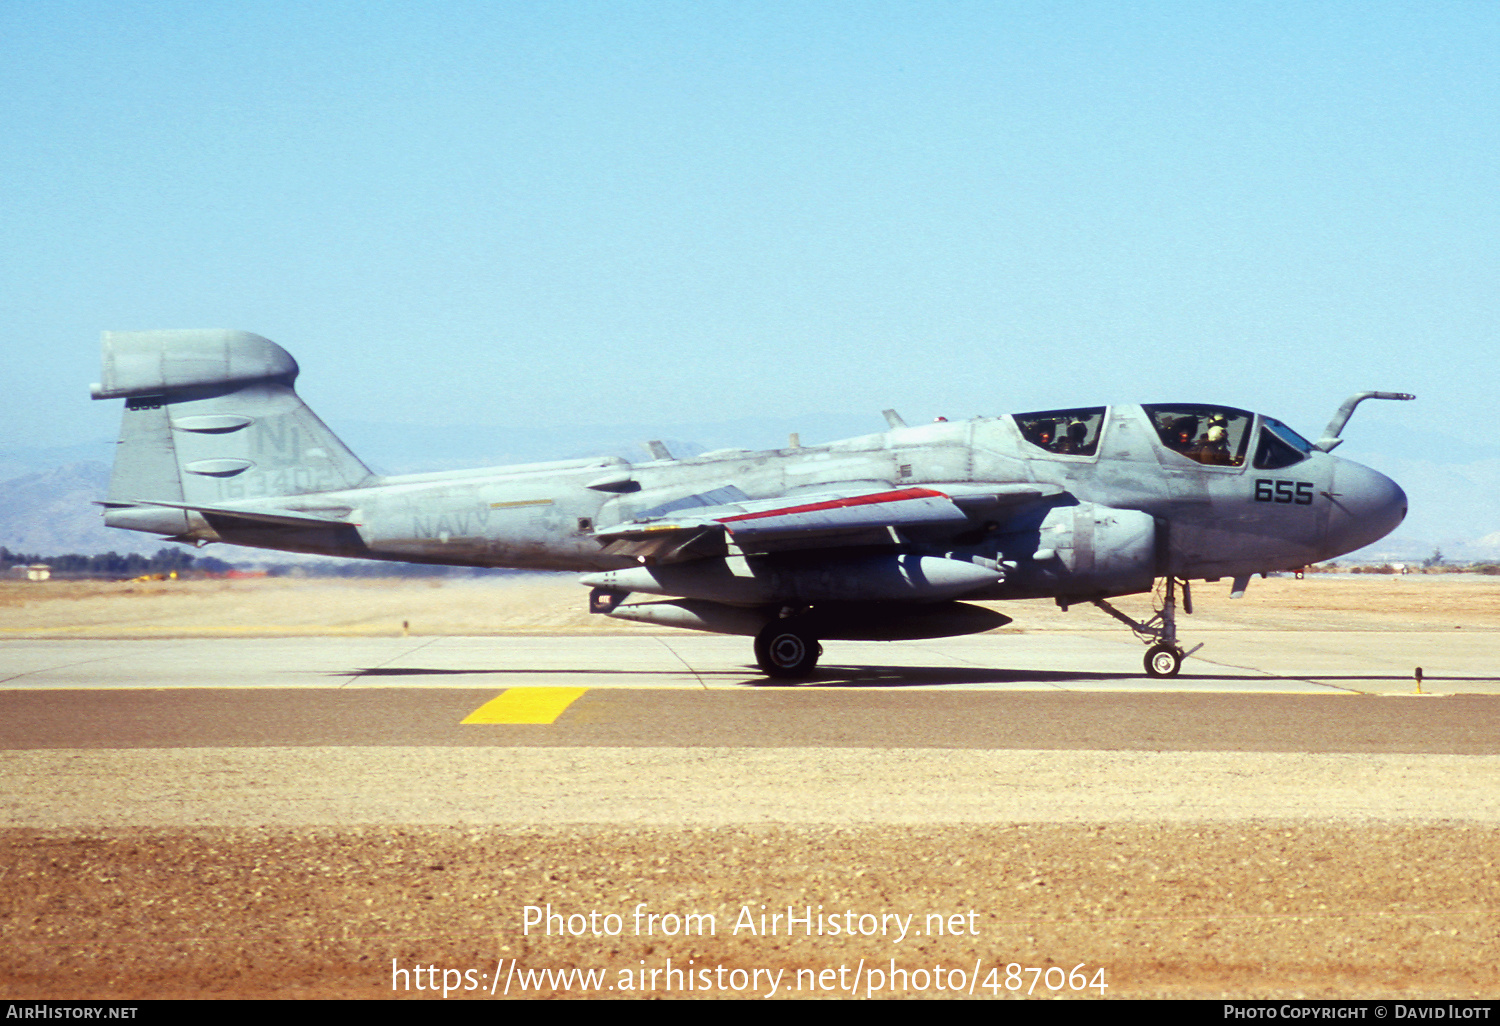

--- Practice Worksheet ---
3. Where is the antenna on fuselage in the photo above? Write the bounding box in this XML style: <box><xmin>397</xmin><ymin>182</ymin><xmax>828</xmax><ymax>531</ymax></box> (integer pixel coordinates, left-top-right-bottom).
<box><xmin>883</xmin><ymin>409</ymin><xmax>907</xmax><ymax>428</ymax></box>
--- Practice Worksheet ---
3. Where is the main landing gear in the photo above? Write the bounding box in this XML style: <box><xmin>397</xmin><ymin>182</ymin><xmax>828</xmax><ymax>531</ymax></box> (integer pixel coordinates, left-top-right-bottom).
<box><xmin>1093</xmin><ymin>577</ymin><xmax>1196</xmax><ymax>678</ymax></box>
<box><xmin>754</xmin><ymin>619</ymin><xmax>822</xmax><ymax>679</ymax></box>
<box><xmin>1144</xmin><ymin>642</ymin><xmax>1183</xmax><ymax>679</ymax></box>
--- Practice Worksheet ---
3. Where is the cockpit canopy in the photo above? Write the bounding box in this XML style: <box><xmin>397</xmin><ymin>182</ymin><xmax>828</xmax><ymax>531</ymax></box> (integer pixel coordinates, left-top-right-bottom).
<box><xmin>1143</xmin><ymin>404</ymin><xmax>1318</xmax><ymax>469</ymax></box>
<box><xmin>1143</xmin><ymin>404</ymin><xmax>1252</xmax><ymax>467</ymax></box>
<box><xmin>1013</xmin><ymin>407</ymin><xmax>1105</xmax><ymax>456</ymax></box>
<box><xmin>1012</xmin><ymin>403</ymin><xmax>1318</xmax><ymax>470</ymax></box>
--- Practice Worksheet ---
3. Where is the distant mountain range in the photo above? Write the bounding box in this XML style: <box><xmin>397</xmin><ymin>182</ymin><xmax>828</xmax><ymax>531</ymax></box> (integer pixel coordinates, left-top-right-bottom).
<box><xmin>0</xmin><ymin>461</ymin><xmax>151</xmax><ymax>556</ymax></box>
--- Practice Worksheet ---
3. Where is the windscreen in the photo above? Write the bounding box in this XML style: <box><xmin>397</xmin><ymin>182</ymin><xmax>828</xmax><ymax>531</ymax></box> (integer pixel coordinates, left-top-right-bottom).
<box><xmin>1253</xmin><ymin>416</ymin><xmax>1315</xmax><ymax>470</ymax></box>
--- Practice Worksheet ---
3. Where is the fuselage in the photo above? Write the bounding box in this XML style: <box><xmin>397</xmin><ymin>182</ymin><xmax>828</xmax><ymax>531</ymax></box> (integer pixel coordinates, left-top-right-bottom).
<box><xmin>180</xmin><ymin>401</ymin><xmax>1406</xmax><ymax>595</ymax></box>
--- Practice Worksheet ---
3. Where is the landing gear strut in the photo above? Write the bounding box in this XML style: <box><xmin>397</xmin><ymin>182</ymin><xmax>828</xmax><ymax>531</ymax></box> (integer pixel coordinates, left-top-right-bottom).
<box><xmin>1093</xmin><ymin>577</ymin><xmax>1195</xmax><ymax>678</ymax></box>
<box><xmin>754</xmin><ymin>620</ymin><xmax>821</xmax><ymax>679</ymax></box>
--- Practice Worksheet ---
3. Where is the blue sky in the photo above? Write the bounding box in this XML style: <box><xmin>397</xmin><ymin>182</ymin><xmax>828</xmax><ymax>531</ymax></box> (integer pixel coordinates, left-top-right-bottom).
<box><xmin>3</xmin><ymin>1</ymin><xmax>1497</xmax><ymax>534</ymax></box>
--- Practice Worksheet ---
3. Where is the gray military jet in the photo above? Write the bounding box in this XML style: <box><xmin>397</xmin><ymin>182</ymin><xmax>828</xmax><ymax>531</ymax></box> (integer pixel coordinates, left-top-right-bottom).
<box><xmin>91</xmin><ymin>330</ymin><xmax>1411</xmax><ymax>679</ymax></box>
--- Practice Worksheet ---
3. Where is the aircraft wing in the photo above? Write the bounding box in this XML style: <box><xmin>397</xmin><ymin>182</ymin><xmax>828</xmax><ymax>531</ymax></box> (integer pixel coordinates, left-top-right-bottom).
<box><xmin>596</xmin><ymin>482</ymin><xmax>1061</xmax><ymax>562</ymax></box>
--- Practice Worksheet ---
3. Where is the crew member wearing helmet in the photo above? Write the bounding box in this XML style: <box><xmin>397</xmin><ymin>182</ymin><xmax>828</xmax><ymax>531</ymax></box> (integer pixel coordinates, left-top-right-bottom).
<box><xmin>1195</xmin><ymin>413</ymin><xmax>1233</xmax><ymax>465</ymax></box>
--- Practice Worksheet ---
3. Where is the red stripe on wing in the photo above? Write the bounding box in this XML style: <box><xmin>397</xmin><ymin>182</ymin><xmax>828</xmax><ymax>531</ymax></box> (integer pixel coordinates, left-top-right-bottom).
<box><xmin>715</xmin><ymin>487</ymin><xmax>948</xmax><ymax>524</ymax></box>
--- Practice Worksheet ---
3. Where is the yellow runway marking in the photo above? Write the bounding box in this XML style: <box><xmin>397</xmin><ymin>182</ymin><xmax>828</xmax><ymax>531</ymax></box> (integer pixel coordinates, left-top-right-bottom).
<box><xmin>461</xmin><ymin>687</ymin><xmax>588</xmax><ymax>724</ymax></box>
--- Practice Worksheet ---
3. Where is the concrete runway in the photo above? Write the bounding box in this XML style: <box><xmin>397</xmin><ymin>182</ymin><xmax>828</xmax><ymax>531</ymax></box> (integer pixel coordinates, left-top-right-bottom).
<box><xmin>3</xmin><ymin>630</ymin><xmax>1499</xmax><ymax>828</ymax></box>
<box><xmin>0</xmin><ymin>632</ymin><xmax>1498</xmax><ymax>752</ymax></box>
<box><xmin>4</xmin><ymin>628</ymin><xmax>1499</xmax><ymax>693</ymax></box>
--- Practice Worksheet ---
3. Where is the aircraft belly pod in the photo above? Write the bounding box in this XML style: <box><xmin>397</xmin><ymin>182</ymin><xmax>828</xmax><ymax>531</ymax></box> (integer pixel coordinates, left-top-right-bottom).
<box><xmin>92</xmin><ymin>330</ymin><xmax>1411</xmax><ymax>679</ymax></box>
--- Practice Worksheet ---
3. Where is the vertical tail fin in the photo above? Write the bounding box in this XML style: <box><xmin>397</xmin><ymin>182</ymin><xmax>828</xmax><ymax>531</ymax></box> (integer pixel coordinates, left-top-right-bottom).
<box><xmin>92</xmin><ymin>330</ymin><xmax>373</xmax><ymax>537</ymax></box>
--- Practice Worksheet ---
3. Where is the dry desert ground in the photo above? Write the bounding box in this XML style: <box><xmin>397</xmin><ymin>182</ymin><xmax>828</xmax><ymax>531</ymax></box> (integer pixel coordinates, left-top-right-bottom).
<box><xmin>2</xmin><ymin>572</ymin><xmax>1498</xmax><ymax>1000</ymax></box>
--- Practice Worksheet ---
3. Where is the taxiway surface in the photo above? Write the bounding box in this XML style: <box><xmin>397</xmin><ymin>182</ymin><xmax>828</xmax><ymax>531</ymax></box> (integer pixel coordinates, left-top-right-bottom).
<box><xmin>3</xmin><ymin>630</ymin><xmax>1499</xmax><ymax>829</ymax></box>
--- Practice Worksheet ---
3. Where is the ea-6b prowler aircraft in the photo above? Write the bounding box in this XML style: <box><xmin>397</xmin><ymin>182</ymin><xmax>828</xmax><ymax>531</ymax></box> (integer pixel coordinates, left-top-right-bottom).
<box><xmin>91</xmin><ymin>330</ymin><xmax>1411</xmax><ymax>679</ymax></box>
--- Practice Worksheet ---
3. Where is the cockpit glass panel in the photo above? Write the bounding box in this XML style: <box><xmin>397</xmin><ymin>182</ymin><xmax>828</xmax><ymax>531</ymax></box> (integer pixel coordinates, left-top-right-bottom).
<box><xmin>1253</xmin><ymin>416</ymin><xmax>1314</xmax><ymax>470</ymax></box>
<box><xmin>1012</xmin><ymin>407</ymin><xmax>1105</xmax><ymax>457</ymax></box>
<box><xmin>1142</xmin><ymin>404</ymin><xmax>1252</xmax><ymax>467</ymax></box>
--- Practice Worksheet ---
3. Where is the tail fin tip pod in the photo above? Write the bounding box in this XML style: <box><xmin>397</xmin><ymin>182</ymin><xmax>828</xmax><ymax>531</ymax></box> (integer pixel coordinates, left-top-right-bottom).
<box><xmin>91</xmin><ymin>330</ymin><xmax>374</xmax><ymax>540</ymax></box>
<box><xmin>90</xmin><ymin>329</ymin><xmax>298</xmax><ymax>400</ymax></box>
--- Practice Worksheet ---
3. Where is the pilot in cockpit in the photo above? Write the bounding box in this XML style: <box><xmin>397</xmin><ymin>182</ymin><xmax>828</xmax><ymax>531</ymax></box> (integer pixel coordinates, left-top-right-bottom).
<box><xmin>1057</xmin><ymin>420</ymin><xmax>1089</xmax><ymax>454</ymax></box>
<box><xmin>1163</xmin><ymin>417</ymin><xmax>1196</xmax><ymax>452</ymax></box>
<box><xmin>1193</xmin><ymin>413</ymin><xmax>1232</xmax><ymax>465</ymax></box>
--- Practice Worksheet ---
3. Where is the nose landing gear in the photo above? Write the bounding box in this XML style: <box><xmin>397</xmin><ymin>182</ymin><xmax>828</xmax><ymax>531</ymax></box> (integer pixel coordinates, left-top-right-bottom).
<box><xmin>1144</xmin><ymin>641</ymin><xmax>1184</xmax><ymax>678</ymax></box>
<box><xmin>1093</xmin><ymin>577</ymin><xmax>1196</xmax><ymax>678</ymax></box>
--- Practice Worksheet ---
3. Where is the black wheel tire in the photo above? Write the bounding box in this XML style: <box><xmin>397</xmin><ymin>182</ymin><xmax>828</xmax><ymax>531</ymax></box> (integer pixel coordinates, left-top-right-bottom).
<box><xmin>755</xmin><ymin>624</ymin><xmax>820</xmax><ymax>679</ymax></box>
<box><xmin>1144</xmin><ymin>643</ymin><xmax>1183</xmax><ymax>678</ymax></box>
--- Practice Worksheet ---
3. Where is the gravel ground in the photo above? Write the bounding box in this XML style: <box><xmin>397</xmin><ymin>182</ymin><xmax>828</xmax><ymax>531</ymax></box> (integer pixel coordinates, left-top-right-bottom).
<box><xmin>3</xmin><ymin>823</ymin><xmax>1497</xmax><ymax>1000</ymax></box>
<box><xmin>6</xmin><ymin>747</ymin><xmax>1500</xmax><ymax>827</ymax></box>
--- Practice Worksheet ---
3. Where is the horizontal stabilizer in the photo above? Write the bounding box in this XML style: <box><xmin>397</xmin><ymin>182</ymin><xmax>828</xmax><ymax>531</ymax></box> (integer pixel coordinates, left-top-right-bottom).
<box><xmin>128</xmin><ymin>500</ymin><xmax>357</xmax><ymax>528</ymax></box>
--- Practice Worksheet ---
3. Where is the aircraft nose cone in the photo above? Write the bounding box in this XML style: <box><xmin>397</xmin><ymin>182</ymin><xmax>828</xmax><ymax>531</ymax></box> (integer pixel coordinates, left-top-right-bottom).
<box><xmin>1326</xmin><ymin>460</ymin><xmax>1407</xmax><ymax>556</ymax></box>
